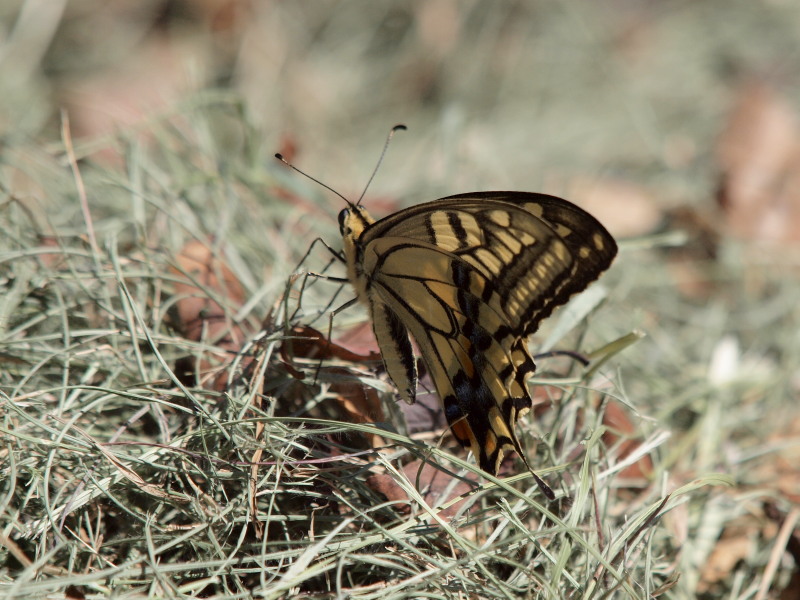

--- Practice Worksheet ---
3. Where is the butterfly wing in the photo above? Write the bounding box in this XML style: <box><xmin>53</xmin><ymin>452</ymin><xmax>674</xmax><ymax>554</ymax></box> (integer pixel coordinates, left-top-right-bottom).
<box><xmin>358</xmin><ymin>192</ymin><xmax>617</xmax><ymax>337</ymax></box>
<box><xmin>362</xmin><ymin>237</ymin><xmax>538</xmax><ymax>473</ymax></box>
<box><xmin>344</xmin><ymin>192</ymin><xmax>617</xmax><ymax>474</ymax></box>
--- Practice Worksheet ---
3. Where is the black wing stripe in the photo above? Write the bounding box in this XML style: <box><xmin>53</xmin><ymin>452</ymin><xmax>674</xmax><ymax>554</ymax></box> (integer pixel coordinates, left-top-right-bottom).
<box><xmin>446</xmin><ymin>210</ymin><xmax>470</xmax><ymax>248</ymax></box>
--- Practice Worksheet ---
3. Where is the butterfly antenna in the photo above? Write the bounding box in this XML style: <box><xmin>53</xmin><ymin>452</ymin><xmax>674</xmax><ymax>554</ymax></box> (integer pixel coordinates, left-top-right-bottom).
<box><xmin>356</xmin><ymin>124</ymin><xmax>407</xmax><ymax>207</ymax></box>
<box><xmin>275</xmin><ymin>153</ymin><xmax>351</xmax><ymax>205</ymax></box>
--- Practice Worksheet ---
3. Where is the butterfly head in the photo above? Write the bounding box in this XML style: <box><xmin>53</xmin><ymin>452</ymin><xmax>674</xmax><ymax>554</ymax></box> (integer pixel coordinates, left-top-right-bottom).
<box><xmin>338</xmin><ymin>204</ymin><xmax>375</xmax><ymax>241</ymax></box>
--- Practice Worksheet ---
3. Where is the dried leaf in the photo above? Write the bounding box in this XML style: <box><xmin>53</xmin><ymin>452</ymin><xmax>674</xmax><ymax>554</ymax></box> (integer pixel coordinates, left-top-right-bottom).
<box><xmin>569</xmin><ymin>177</ymin><xmax>664</xmax><ymax>239</ymax></box>
<box><xmin>764</xmin><ymin>502</ymin><xmax>800</xmax><ymax>569</ymax></box>
<box><xmin>760</xmin><ymin>415</ymin><xmax>800</xmax><ymax>504</ymax></box>
<box><xmin>276</xmin><ymin>132</ymin><xmax>299</xmax><ymax>165</ymax></box>
<box><xmin>365</xmin><ymin>472</ymin><xmax>412</xmax><ymax>515</ymax></box>
<box><xmin>62</xmin><ymin>35</ymin><xmax>199</xmax><ymax>165</ymax></box>
<box><xmin>401</xmin><ymin>459</ymin><xmax>479</xmax><ymax>519</ymax></box>
<box><xmin>171</xmin><ymin>240</ymin><xmax>248</xmax><ymax>389</ymax></box>
<box><xmin>367</xmin><ymin>459</ymin><xmax>479</xmax><ymax>520</ymax></box>
<box><xmin>601</xmin><ymin>401</ymin><xmax>653</xmax><ymax>481</ymax></box>
<box><xmin>699</xmin><ymin>534</ymin><xmax>753</xmax><ymax>588</ymax></box>
<box><xmin>716</xmin><ymin>81</ymin><xmax>800</xmax><ymax>243</ymax></box>
<box><xmin>283</xmin><ymin>325</ymin><xmax>380</xmax><ymax>364</ymax></box>
<box><xmin>663</xmin><ymin>206</ymin><xmax>721</xmax><ymax>300</ymax></box>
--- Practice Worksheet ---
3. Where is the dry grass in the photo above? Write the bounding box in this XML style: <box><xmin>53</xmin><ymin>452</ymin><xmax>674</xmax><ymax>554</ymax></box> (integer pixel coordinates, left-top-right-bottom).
<box><xmin>2</xmin><ymin>2</ymin><xmax>800</xmax><ymax>598</ymax></box>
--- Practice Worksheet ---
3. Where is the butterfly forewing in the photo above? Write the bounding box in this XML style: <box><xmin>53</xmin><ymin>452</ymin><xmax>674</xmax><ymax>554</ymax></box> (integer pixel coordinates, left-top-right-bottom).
<box><xmin>340</xmin><ymin>191</ymin><xmax>617</xmax><ymax>476</ymax></box>
<box><xmin>358</xmin><ymin>193</ymin><xmax>616</xmax><ymax>336</ymax></box>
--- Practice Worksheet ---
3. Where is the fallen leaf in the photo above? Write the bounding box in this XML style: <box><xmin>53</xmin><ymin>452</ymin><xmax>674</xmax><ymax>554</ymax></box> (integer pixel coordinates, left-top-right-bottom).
<box><xmin>366</xmin><ymin>459</ymin><xmax>479</xmax><ymax>520</ymax></box>
<box><xmin>327</xmin><ymin>367</ymin><xmax>386</xmax><ymax>449</ymax></box>
<box><xmin>569</xmin><ymin>177</ymin><xmax>664</xmax><ymax>239</ymax></box>
<box><xmin>276</xmin><ymin>132</ymin><xmax>299</xmax><ymax>165</ymax></box>
<box><xmin>171</xmin><ymin>240</ymin><xmax>248</xmax><ymax>390</ymax></box>
<box><xmin>601</xmin><ymin>400</ymin><xmax>653</xmax><ymax>481</ymax></box>
<box><xmin>759</xmin><ymin>415</ymin><xmax>800</xmax><ymax>504</ymax></box>
<box><xmin>763</xmin><ymin>502</ymin><xmax>800</xmax><ymax>569</ymax></box>
<box><xmin>699</xmin><ymin>531</ymin><xmax>754</xmax><ymax>588</ymax></box>
<box><xmin>282</xmin><ymin>324</ymin><xmax>381</xmax><ymax>364</ymax></box>
<box><xmin>62</xmin><ymin>34</ymin><xmax>200</xmax><ymax>165</ymax></box>
<box><xmin>716</xmin><ymin>81</ymin><xmax>800</xmax><ymax>243</ymax></box>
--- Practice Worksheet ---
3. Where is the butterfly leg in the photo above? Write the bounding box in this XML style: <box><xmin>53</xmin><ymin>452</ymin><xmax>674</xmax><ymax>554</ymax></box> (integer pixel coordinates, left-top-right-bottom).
<box><xmin>291</xmin><ymin>236</ymin><xmax>345</xmax><ymax>274</ymax></box>
<box><xmin>288</xmin><ymin>233</ymin><xmax>351</xmax><ymax>325</ymax></box>
<box><xmin>302</xmin><ymin>296</ymin><xmax>360</xmax><ymax>386</ymax></box>
<box><xmin>532</xmin><ymin>349</ymin><xmax>590</xmax><ymax>367</ymax></box>
<box><xmin>290</xmin><ymin>269</ymin><xmax>349</xmax><ymax>325</ymax></box>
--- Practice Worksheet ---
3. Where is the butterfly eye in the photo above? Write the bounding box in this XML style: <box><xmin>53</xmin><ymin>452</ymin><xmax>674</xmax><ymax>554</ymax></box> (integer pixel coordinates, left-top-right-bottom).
<box><xmin>337</xmin><ymin>208</ymin><xmax>349</xmax><ymax>234</ymax></box>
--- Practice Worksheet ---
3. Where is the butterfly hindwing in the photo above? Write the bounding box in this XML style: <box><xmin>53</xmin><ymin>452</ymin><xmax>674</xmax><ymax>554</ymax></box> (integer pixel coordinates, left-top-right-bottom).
<box><xmin>339</xmin><ymin>192</ymin><xmax>617</xmax><ymax>475</ymax></box>
<box><xmin>369</xmin><ymin>299</ymin><xmax>417</xmax><ymax>404</ymax></box>
<box><xmin>362</xmin><ymin>238</ymin><xmax>536</xmax><ymax>472</ymax></box>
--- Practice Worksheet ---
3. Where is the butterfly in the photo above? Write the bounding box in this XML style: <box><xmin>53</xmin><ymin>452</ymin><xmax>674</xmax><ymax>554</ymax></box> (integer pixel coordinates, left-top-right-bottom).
<box><xmin>338</xmin><ymin>190</ymin><xmax>617</xmax><ymax>486</ymax></box>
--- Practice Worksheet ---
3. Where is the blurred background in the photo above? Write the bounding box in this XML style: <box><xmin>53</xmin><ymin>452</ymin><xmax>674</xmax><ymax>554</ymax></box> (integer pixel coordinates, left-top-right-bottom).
<box><xmin>2</xmin><ymin>2</ymin><xmax>800</xmax><ymax>595</ymax></box>
<box><xmin>2</xmin><ymin>0</ymin><xmax>798</xmax><ymax>217</ymax></box>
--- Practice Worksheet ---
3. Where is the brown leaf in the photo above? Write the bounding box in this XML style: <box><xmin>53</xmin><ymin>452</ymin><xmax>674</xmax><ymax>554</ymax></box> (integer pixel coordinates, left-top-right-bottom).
<box><xmin>171</xmin><ymin>240</ymin><xmax>248</xmax><ymax>390</ymax></box>
<box><xmin>699</xmin><ymin>534</ymin><xmax>753</xmax><ymax>588</ymax></box>
<box><xmin>62</xmin><ymin>35</ymin><xmax>199</xmax><ymax>166</ymax></box>
<box><xmin>697</xmin><ymin>508</ymin><xmax>786</xmax><ymax>594</ymax></box>
<box><xmin>764</xmin><ymin>502</ymin><xmax>800</xmax><ymax>569</ymax></box>
<box><xmin>716</xmin><ymin>81</ymin><xmax>800</xmax><ymax>243</ymax></box>
<box><xmin>569</xmin><ymin>177</ymin><xmax>664</xmax><ymax>239</ymax></box>
<box><xmin>366</xmin><ymin>459</ymin><xmax>479</xmax><ymax>520</ymax></box>
<box><xmin>279</xmin><ymin>325</ymin><xmax>388</xmax><ymax>446</ymax></box>
<box><xmin>365</xmin><ymin>472</ymin><xmax>413</xmax><ymax>515</ymax></box>
<box><xmin>185</xmin><ymin>0</ymin><xmax>250</xmax><ymax>33</ymax></box>
<box><xmin>333</xmin><ymin>321</ymin><xmax>382</xmax><ymax>357</ymax></box>
<box><xmin>277</xmin><ymin>322</ymin><xmax>394</xmax><ymax>451</ymax></box>
<box><xmin>276</xmin><ymin>132</ymin><xmax>299</xmax><ymax>165</ymax></box>
<box><xmin>173</xmin><ymin>240</ymin><xmax>246</xmax><ymax>340</ymax></box>
<box><xmin>282</xmin><ymin>325</ymin><xmax>381</xmax><ymax>364</ymax></box>
<box><xmin>601</xmin><ymin>401</ymin><xmax>653</xmax><ymax>481</ymax></box>
<box><xmin>401</xmin><ymin>459</ymin><xmax>479</xmax><ymax>519</ymax></box>
<box><xmin>662</xmin><ymin>206</ymin><xmax>722</xmax><ymax>300</ymax></box>
<box><xmin>758</xmin><ymin>414</ymin><xmax>800</xmax><ymax>504</ymax></box>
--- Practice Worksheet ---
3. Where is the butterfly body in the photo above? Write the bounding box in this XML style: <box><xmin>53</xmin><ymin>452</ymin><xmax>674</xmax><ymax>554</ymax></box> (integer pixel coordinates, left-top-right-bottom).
<box><xmin>338</xmin><ymin>192</ymin><xmax>617</xmax><ymax>475</ymax></box>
